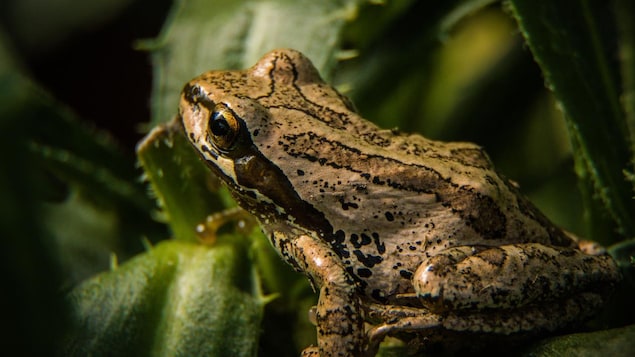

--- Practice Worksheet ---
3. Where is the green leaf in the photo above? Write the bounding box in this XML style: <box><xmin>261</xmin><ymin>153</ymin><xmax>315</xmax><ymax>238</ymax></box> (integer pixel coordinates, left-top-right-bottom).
<box><xmin>143</xmin><ymin>0</ymin><xmax>362</xmax><ymax>126</ymax></box>
<box><xmin>0</xmin><ymin>30</ymin><xmax>67</xmax><ymax>355</ymax></box>
<box><xmin>616</xmin><ymin>0</ymin><xmax>635</xmax><ymax>189</ymax></box>
<box><xmin>27</xmin><ymin>89</ymin><xmax>166</xmax><ymax>282</ymax></box>
<box><xmin>136</xmin><ymin>118</ymin><xmax>230</xmax><ymax>242</ymax></box>
<box><xmin>0</xmin><ymin>33</ymin><xmax>166</xmax><ymax>282</ymax></box>
<box><xmin>519</xmin><ymin>324</ymin><xmax>635</xmax><ymax>356</ymax></box>
<box><xmin>506</xmin><ymin>0</ymin><xmax>635</xmax><ymax>243</ymax></box>
<box><xmin>64</xmin><ymin>239</ymin><xmax>264</xmax><ymax>357</ymax></box>
<box><xmin>338</xmin><ymin>0</ymin><xmax>503</xmax><ymax>133</ymax></box>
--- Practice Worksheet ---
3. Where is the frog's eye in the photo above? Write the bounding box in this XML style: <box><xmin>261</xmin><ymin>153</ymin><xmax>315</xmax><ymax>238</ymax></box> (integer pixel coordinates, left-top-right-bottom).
<box><xmin>209</xmin><ymin>104</ymin><xmax>240</xmax><ymax>151</ymax></box>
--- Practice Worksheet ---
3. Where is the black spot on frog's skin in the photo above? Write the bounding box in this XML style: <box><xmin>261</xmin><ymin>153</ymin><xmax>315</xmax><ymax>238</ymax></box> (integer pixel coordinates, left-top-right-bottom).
<box><xmin>200</xmin><ymin>143</ymin><xmax>212</xmax><ymax>155</ymax></box>
<box><xmin>371</xmin><ymin>289</ymin><xmax>387</xmax><ymax>303</ymax></box>
<box><xmin>400</xmin><ymin>270</ymin><xmax>413</xmax><ymax>279</ymax></box>
<box><xmin>303</xmin><ymin>154</ymin><xmax>318</xmax><ymax>163</ymax></box>
<box><xmin>350</xmin><ymin>234</ymin><xmax>361</xmax><ymax>248</ymax></box>
<box><xmin>350</xmin><ymin>233</ymin><xmax>371</xmax><ymax>248</ymax></box>
<box><xmin>331</xmin><ymin>230</ymin><xmax>350</xmax><ymax>258</ymax></box>
<box><xmin>353</xmin><ymin>183</ymin><xmax>367</xmax><ymax>193</ymax></box>
<box><xmin>384</xmin><ymin>211</ymin><xmax>394</xmax><ymax>222</ymax></box>
<box><xmin>297</xmin><ymin>169</ymin><xmax>305</xmax><ymax>176</ymax></box>
<box><xmin>346</xmin><ymin>266</ymin><xmax>368</xmax><ymax>291</ymax></box>
<box><xmin>338</xmin><ymin>196</ymin><xmax>359</xmax><ymax>210</ymax></box>
<box><xmin>372</xmin><ymin>176</ymin><xmax>385</xmax><ymax>185</ymax></box>
<box><xmin>351</xmin><ymin>233</ymin><xmax>373</xmax><ymax>249</ymax></box>
<box><xmin>353</xmin><ymin>250</ymin><xmax>383</xmax><ymax>268</ymax></box>
<box><xmin>357</xmin><ymin>268</ymin><xmax>372</xmax><ymax>278</ymax></box>
<box><xmin>372</xmin><ymin>232</ymin><xmax>386</xmax><ymax>254</ymax></box>
<box><xmin>360</xmin><ymin>233</ymin><xmax>372</xmax><ymax>246</ymax></box>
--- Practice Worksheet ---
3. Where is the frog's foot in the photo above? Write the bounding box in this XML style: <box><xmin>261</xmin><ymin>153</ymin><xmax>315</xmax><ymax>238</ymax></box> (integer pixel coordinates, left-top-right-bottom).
<box><xmin>195</xmin><ymin>207</ymin><xmax>254</xmax><ymax>244</ymax></box>
<box><xmin>577</xmin><ymin>239</ymin><xmax>606</xmax><ymax>255</ymax></box>
<box><xmin>364</xmin><ymin>303</ymin><xmax>442</xmax><ymax>355</ymax></box>
<box><xmin>562</xmin><ymin>230</ymin><xmax>607</xmax><ymax>255</ymax></box>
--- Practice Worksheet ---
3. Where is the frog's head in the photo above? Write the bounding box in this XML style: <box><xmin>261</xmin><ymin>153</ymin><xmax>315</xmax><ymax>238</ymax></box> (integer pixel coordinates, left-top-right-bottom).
<box><xmin>179</xmin><ymin>49</ymin><xmax>350</xmax><ymax>235</ymax></box>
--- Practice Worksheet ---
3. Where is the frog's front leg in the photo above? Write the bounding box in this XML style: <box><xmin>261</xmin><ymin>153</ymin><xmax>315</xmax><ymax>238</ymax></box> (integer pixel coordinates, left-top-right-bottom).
<box><xmin>271</xmin><ymin>231</ymin><xmax>366</xmax><ymax>356</ymax></box>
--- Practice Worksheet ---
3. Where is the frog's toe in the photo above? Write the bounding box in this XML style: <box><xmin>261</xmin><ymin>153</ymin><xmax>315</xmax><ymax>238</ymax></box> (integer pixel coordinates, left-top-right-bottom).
<box><xmin>300</xmin><ymin>346</ymin><xmax>319</xmax><ymax>357</ymax></box>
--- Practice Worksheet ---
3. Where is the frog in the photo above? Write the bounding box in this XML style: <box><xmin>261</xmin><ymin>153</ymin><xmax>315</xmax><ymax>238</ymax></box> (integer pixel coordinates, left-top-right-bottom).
<box><xmin>178</xmin><ymin>49</ymin><xmax>621</xmax><ymax>356</ymax></box>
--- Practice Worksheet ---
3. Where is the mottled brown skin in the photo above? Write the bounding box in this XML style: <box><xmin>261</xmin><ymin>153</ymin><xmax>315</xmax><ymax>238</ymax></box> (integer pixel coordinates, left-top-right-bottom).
<box><xmin>179</xmin><ymin>49</ymin><xmax>621</xmax><ymax>356</ymax></box>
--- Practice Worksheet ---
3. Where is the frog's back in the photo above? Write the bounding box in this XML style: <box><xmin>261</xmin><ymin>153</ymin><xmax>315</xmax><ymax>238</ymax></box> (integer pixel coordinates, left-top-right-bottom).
<box><xmin>242</xmin><ymin>67</ymin><xmax>577</xmax><ymax>298</ymax></box>
<box><xmin>188</xmin><ymin>49</ymin><xmax>574</xmax><ymax>249</ymax></box>
<box><xmin>183</xmin><ymin>49</ymin><xmax>579</xmax><ymax>301</ymax></box>
<box><xmin>189</xmin><ymin>49</ymin><xmax>575</xmax><ymax>249</ymax></box>
<box><xmin>244</xmin><ymin>71</ymin><xmax>571</xmax><ymax>247</ymax></box>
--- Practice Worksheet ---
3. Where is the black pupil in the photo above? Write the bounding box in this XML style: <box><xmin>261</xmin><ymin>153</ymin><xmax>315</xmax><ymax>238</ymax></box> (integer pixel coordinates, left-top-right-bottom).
<box><xmin>210</xmin><ymin>112</ymin><xmax>230</xmax><ymax>136</ymax></box>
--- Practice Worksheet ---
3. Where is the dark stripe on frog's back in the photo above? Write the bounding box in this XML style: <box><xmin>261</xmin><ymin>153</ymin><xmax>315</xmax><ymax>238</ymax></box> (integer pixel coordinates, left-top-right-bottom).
<box><xmin>254</xmin><ymin>51</ymin><xmax>379</xmax><ymax>136</ymax></box>
<box><xmin>275</xmin><ymin>129</ymin><xmax>572</xmax><ymax>248</ymax></box>
<box><xmin>185</xmin><ymin>52</ymin><xmax>572</xmax><ymax>250</ymax></box>
<box><xmin>186</xmin><ymin>69</ymin><xmax>274</xmax><ymax>105</ymax></box>
<box><xmin>251</xmin><ymin>51</ymin><xmax>495</xmax><ymax>170</ymax></box>
<box><xmin>249</xmin><ymin>59</ymin><xmax>572</xmax><ymax>246</ymax></box>
<box><xmin>279</xmin><ymin>131</ymin><xmax>501</xmax><ymax>237</ymax></box>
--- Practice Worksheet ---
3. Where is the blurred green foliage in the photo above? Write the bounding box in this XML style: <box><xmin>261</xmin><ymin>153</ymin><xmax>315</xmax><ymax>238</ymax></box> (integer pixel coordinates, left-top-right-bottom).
<box><xmin>0</xmin><ymin>0</ymin><xmax>633</xmax><ymax>356</ymax></box>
